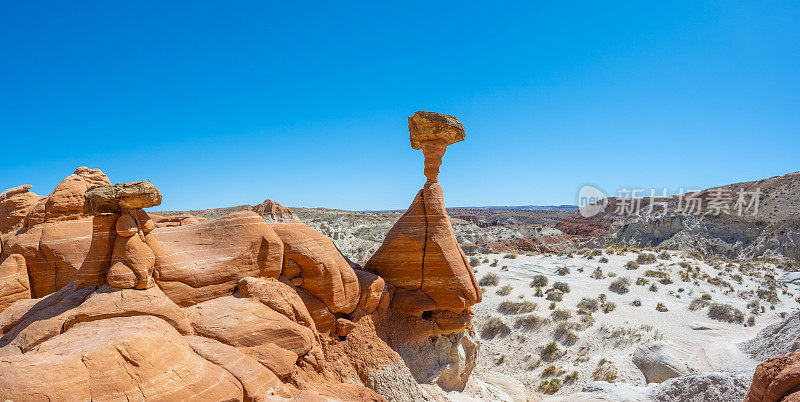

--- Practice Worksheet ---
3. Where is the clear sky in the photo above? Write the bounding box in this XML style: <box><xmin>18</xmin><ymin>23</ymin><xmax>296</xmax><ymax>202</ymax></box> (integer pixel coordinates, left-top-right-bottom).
<box><xmin>1</xmin><ymin>2</ymin><xmax>798</xmax><ymax>211</ymax></box>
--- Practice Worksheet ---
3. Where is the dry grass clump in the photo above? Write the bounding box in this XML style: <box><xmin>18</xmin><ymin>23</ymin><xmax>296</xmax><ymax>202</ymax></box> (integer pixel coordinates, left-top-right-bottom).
<box><xmin>625</xmin><ymin>261</ymin><xmax>640</xmax><ymax>270</ymax></box>
<box><xmin>637</xmin><ymin>252</ymin><xmax>657</xmax><ymax>265</ymax></box>
<box><xmin>590</xmin><ymin>267</ymin><xmax>605</xmax><ymax>279</ymax></box>
<box><xmin>658</xmin><ymin>251</ymin><xmax>672</xmax><ymax>260</ymax></box>
<box><xmin>577</xmin><ymin>298</ymin><xmax>600</xmax><ymax>314</ymax></box>
<box><xmin>635</xmin><ymin>277</ymin><xmax>649</xmax><ymax>286</ymax></box>
<box><xmin>552</xmin><ymin>281</ymin><xmax>570</xmax><ymax>293</ymax></box>
<box><xmin>656</xmin><ymin>302</ymin><xmax>668</xmax><ymax>312</ymax></box>
<box><xmin>546</xmin><ymin>289</ymin><xmax>564</xmax><ymax>302</ymax></box>
<box><xmin>609</xmin><ymin>277</ymin><xmax>631</xmax><ymax>294</ymax></box>
<box><xmin>551</xmin><ymin>308</ymin><xmax>572</xmax><ymax>321</ymax></box>
<box><xmin>645</xmin><ymin>270</ymin><xmax>673</xmax><ymax>284</ymax></box>
<box><xmin>479</xmin><ymin>273</ymin><xmax>499</xmax><ymax>286</ymax></box>
<box><xmin>688</xmin><ymin>297</ymin><xmax>710</xmax><ymax>311</ymax></box>
<box><xmin>515</xmin><ymin>314</ymin><xmax>548</xmax><ymax>331</ymax></box>
<box><xmin>592</xmin><ymin>359</ymin><xmax>618</xmax><ymax>382</ymax></box>
<box><xmin>504</xmin><ymin>253</ymin><xmax>518</xmax><ymax>259</ymax></box>
<box><xmin>649</xmin><ymin>283</ymin><xmax>659</xmax><ymax>292</ymax></box>
<box><xmin>530</xmin><ymin>274</ymin><xmax>548</xmax><ymax>288</ymax></box>
<box><xmin>631</xmin><ymin>299</ymin><xmax>642</xmax><ymax>306</ymax></box>
<box><xmin>554</xmin><ymin>322</ymin><xmax>579</xmax><ymax>345</ymax></box>
<box><xmin>469</xmin><ymin>257</ymin><xmax>481</xmax><ymax>267</ymax></box>
<box><xmin>556</xmin><ymin>265</ymin><xmax>570</xmax><ymax>275</ymax></box>
<box><xmin>602</xmin><ymin>301</ymin><xmax>617</xmax><ymax>313</ymax></box>
<box><xmin>498</xmin><ymin>300</ymin><xmax>538</xmax><ymax>314</ymax></box>
<box><xmin>599</xmin><ymin>257</ymin><xmax>609</xmax><ymax>263</ymax></box>
<box><xmin>496</xmin><ymin>284</ymin><xmax>513</xmax><ymax>296</ymax></box>
<box><xmin>708</xmin><ymin>303</ymin><xmax>745</xmax><ymax>323</ymax></box>
<box><xmin>481</xmin><ymin>317</ymin><xmax>511</xmax><ymax>339</ymax></box>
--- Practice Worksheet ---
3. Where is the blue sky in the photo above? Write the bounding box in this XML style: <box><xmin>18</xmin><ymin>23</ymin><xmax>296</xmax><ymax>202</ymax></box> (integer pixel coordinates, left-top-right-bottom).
<box><xmin>1</xmin><ymin>2</ymin><xmax>798</xmax><ymax>211</ymax></box>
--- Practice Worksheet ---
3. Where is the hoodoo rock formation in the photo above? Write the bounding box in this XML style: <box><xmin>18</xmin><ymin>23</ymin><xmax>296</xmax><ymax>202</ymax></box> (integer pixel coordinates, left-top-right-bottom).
<box><xmin>365</xmin><ymin>111</ymin><xmax>482</xmax><ymax>391</ymax></box>
<box><xmin>365</xmin><ymin>111</ymin><xmax>481</xmax><ymax>317</ymax></box>
<box><xmin>0</xmin><ymin>112</ymin><xmax>483</xmax><ymax>401</ymax></box>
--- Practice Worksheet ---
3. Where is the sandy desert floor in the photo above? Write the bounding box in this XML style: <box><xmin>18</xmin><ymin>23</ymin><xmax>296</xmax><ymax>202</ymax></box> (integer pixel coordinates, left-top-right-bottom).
<box><xmin>467</xmin><ymin>247</ymin><xmax>797</xmax><ymax>397</ymax></box>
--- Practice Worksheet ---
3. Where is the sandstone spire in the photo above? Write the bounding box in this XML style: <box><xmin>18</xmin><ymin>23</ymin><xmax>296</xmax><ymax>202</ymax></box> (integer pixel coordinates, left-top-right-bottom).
<box><xmin>365</xmin><ymin>111</ymin><xmax>480</xmax><ymax>323</ymax></box>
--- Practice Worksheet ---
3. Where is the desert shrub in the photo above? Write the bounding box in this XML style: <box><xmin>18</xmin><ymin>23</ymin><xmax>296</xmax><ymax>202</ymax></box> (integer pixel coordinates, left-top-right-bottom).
<box><xmin>645</xmin><ymin>270</ymin><xmax>672</xmax><ymax>284</ymax></box>
<box><xmin>747</xmin><ymin>300</ymin><xmax>760</xmax><ymax>314</ymax></box>
<box><xmin>534</xmin><ymin>287</ymin><xmax>544</xmax><ymax>297</ymax></box>
<box><xmin>481</xmin><ymin>317</ymin><xmax>511</xmax><ymax>339</ymax></box>
<box><xmin>708</xmin><ymin>303</ymin><xmax>745</xmax><ymax>323</ymax></box>
<box><xmin>592</xmin><ymin>360</ymin><xmax>618</xmax><ymax>382</ymax></box>
<box><xmin>530</xmin><ymin>275</ymin><xmax>549</xmax><ymax>288</ymax></box>
<box><xmin>504</xmin><ymin>253</ymin><xmax>518</xmax><ymax>259</ymax></box>
<box><xmin>499</xmin><ymin>300</ymin><xmax>538</xmax><ymax>314</ymax></box>
<box><xmin>747</xmin><ymin>315</ymin><xmax>756</xmax><ymax>327</ymax></box>
<box><xmin>635</xmin><ymin>277</ymin><xmax>649</xmax><ymax>286</ymax></box>
<box><xmin>625</xmin><ymin>261</ymin><xmax>640</xmax><ymax>270</ymax></box>
<box><xmin>701</xmin><ymin>293</ymin><xmax>712</xmax><ymax>300</ymax></box>
<box><xmin>538</xmin><ymin>378</ymin><xmax>561</xmax><ymax>394</ymax></box>
<box><xmin>552</xmin><ymin>281</ymin><xmax>570</xmax><ymax>293</ymax></box>
<box><xmin>515</xmin><ymin>314</ymin><xmax>548</xmax><ymax>331</ymax></box>
<box><xmin>541</xmin><ymin>341</ymin><xmax>559</xmax><ymax>360</ymax></box>
<box><xmin>549</xmin><ymin>301</ymin><xmax>557</xmax><ymax>310</ymax></box>
<box><xmin>637</xmin><ymin>252</ymin><xmax>657</xmax><ymax>265</ymax></box>
<box><xmin>469</xmin><ymin>257</ymin><xmax>480</xmax><ymax>267</ymax></box>
<box><xmin>688</xmin><ymin>298</ymin><xmax>710</xmax><ymax>311</ymax></box>
<box><xmin>599</xmin><ymin>257</ymin><xmax>609</xmax><ymax>263</ymax></box>
<box><xmin>496</xmin><ymin>284</ymin><xmax>513</xmax><ymax>296</ymax></box>
<box><xmin>631</xmin><ymin>299</ymin><xmax>642</xmax><ymax>306</ymax></box>
<box><xmin>577</xmin><ymin>298</ymin><xmax>599</xmax><ymax>314</ymax></box>
<box><xmin>554</xmin><ymin>322</ymin><xmax>578</xmax><ymax>345</ymax></box>
<box><xmin>546</xmin><ymin>290</ymin><xmax>564</xmax><ymax>302</ymax></box>
<box><xmin>490</xmin><ymin>259</ymin><xmax>498</xmax><ymax>267</ymax></box>
<box><xmin>609</xmin><ymin>277</ymin><xmax>630</xmax><ymax>294</ymax></box>
<box><xmin>479</xmin><ymin>273</ymin><xmax>499</xmax><ymax>286</ymax></box>
<box><xmin>556</xmin><ymin>265</ymin><xmax>570</xmax><ymax>275</ymax></box>
<box><xmin>602</xmin><ymin>301</ymin><xmax>617</xmax><ymax>313</ymax></box>
<box><xmin>551</xmin><ymin>308</ymin><xmax>572</xmax><ymax>321</ymax></box>
<box><xmin>757</xmin><ymin>288</ymin><xmax>780</xmax><ymax>303</ymax></box>
<box><xmin>658</xmin><ymin>251</ymin><xmax>672</xmax><ymax>260</ymax></box>
<box><xmin>656</xmin><ymin>302</ymin><xmax>668</xmax><ymax>312</ymax></box>
<box><xmin>578</xmin><ymin>314</ymin><xmax>596</xmax><ymax>329</ymax></box>
<box><xmin>649</xmin><ymin>283</ymin><xmax>658</xmax><ymax>292</ymax></box>
<box><xmin>541</xmin><ymin>364</ymin><xmax>559</xmax><ymax>376</ymax></box>
<box><xmin>590</xmin><ymin>267</ymin><xmax>605</xmax><ymax>279</ymax></box>
<box><xmin>565</xmin><ymin>371</ymin><xmax>579</xmax><ymax>383</ymax></box>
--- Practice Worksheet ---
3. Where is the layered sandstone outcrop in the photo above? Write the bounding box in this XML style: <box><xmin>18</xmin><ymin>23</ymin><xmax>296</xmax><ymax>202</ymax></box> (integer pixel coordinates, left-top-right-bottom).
<box><xmin>0</xmin><ymin>113</ymin><xmax>482</xmax><ymax>400</ymax></box>
<box><xmin>364</xmin><ymin>111</ymin><xmax>481</xmax><ymax>391</ymax></box>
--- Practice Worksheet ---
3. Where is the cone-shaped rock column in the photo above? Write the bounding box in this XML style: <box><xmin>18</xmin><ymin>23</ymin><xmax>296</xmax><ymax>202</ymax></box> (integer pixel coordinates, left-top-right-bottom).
<box><xmin>365</xmin><ymin>111</ymin><xmax>481</xmax><ymax>319</ymax></box>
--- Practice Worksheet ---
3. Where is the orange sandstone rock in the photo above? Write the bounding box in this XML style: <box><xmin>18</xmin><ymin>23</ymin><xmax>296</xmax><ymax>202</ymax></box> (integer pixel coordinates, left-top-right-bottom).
<box><xmin>271</xmin><ymin>221</ymin><xmax>360</xmax><ymax>314</ymax></box>
<box><xmin>0</xmin><ymin>254</ymin><xmax>30</xmax><ymax>311</ymax></box>
<box><xmin>151</xmin><ymin>210</ymin><xmax>284</xmax><ymax>306</ymax></box>
<box><xmin>365</xmin><ymin>111</ymin><xmax>480</xmax><ymax>319</ymax></box>
<box><xmin>746</xmin><ymin>351</ymin><xmax>800</xmax><ymax>402</ymax></box>
<box><xmin>253</xmin><ymin>198</ymin><xmax>299</xmax><ymax>222</ymax></box>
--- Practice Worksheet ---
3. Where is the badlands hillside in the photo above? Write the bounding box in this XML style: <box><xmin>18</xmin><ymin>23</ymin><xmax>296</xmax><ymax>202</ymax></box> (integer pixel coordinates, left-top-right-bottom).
<box><xmin>0</xmin><ymin>111</ymin><xmax>798</xmax><ymax>401</ymax></box>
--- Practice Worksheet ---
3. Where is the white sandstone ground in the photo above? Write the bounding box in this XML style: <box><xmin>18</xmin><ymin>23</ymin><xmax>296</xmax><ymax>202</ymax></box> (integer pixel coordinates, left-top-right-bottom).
<box><xmin>467</xmin><ymin>248</ymin><xmax>798</xmax><ymax>399</ymax></box>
